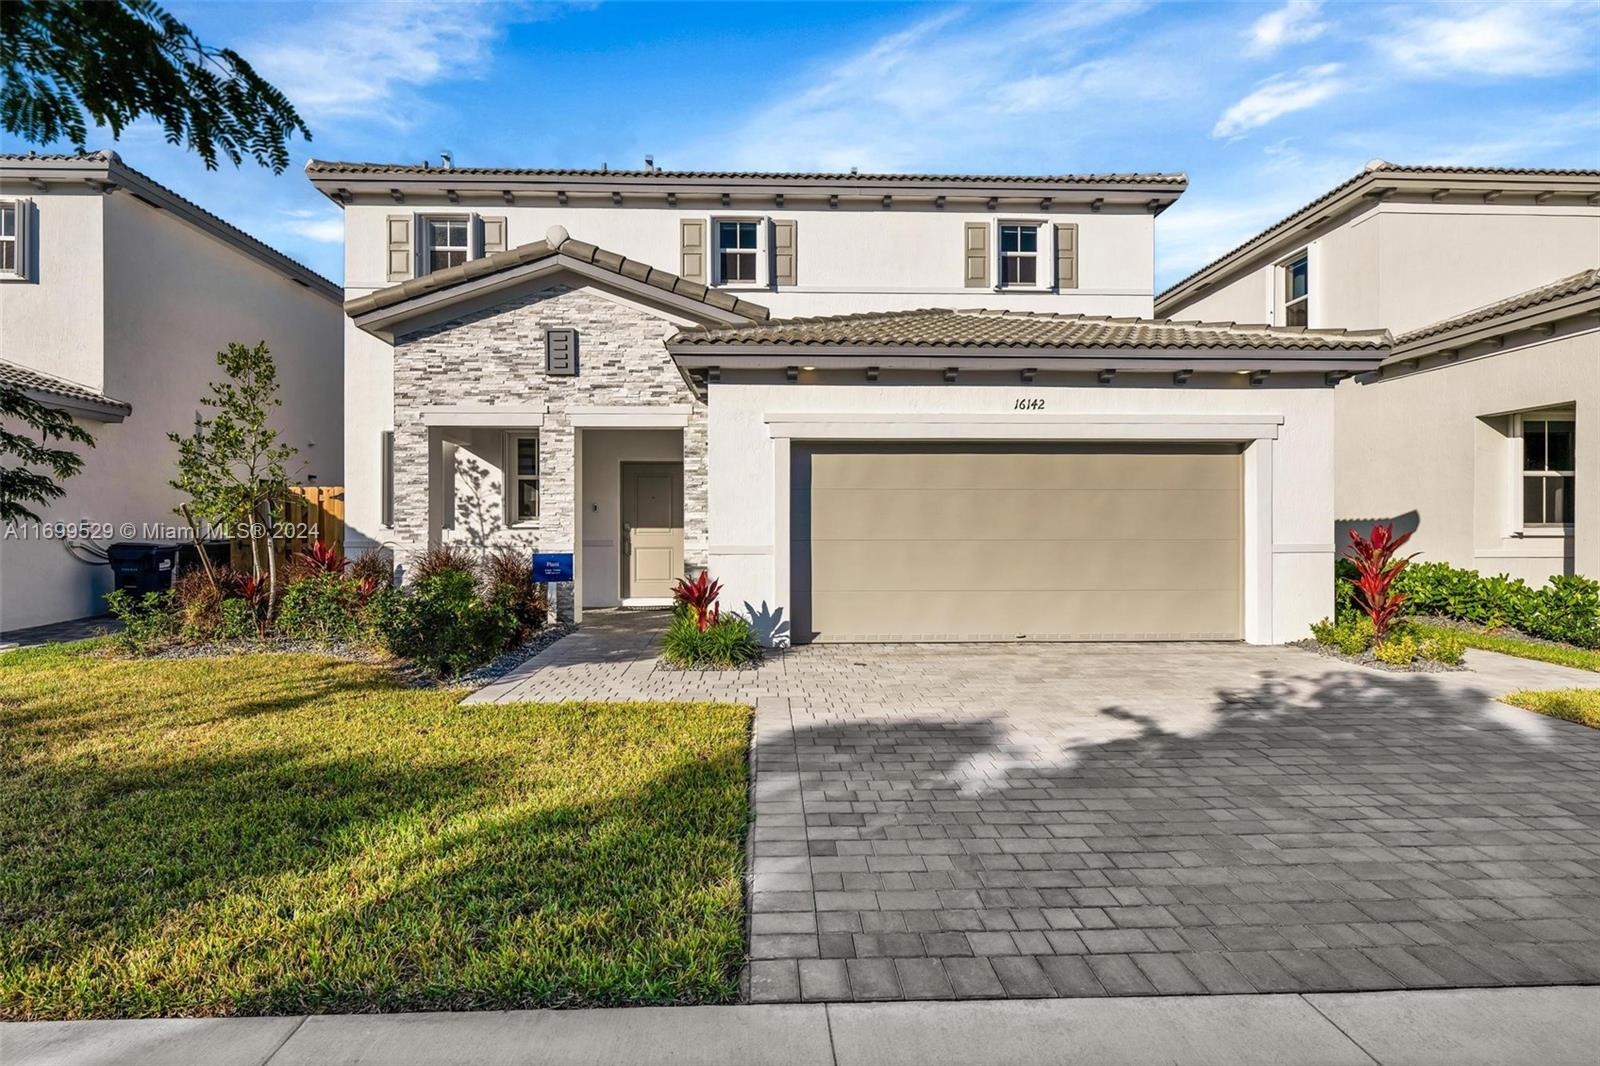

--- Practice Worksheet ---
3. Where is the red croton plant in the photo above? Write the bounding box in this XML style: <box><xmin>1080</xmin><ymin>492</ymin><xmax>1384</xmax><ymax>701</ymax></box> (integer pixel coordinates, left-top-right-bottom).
<box><xmin>672</xmin><ymin>570</ymin><xmax>722</xmax><ymax>632</ymax></box>
<box><xmin>1344</xmin><ymin>522</ymin><xmax>1416</xmax><ymax>639</ymax></box>
<box><xmin>297</xmin><ymin>539</ymin><xmax>347</xmax><ymax>575</ymax></box>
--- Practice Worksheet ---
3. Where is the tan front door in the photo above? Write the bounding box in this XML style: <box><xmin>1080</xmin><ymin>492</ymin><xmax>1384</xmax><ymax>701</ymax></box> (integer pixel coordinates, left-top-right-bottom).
<box><xmin>792</xmin><ymin>443</ymin><xmax>1243</xmax><ymax>643</ymax></box>
<box><xmin>622</xmin><ymin>462</ymin><xmax>683</xmax><ymax>600</ymax></box>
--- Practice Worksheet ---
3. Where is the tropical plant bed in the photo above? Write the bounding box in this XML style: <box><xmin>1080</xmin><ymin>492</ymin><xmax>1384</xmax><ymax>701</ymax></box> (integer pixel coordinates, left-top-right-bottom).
<box><xmin>1408</xmin><ymin>618</ymin><xmax>1600</xmax><ymax>673</ymax></box>
<box><xmin>1502</xmin><ymin>688</ymin><xmax>1600</xmax><ymax>729</ymax></box>
<box><xmin>142</xmin><ymin>622</ymin><xmax>574</xmax><ymax>689</ymax></box>
<box><xmin>0</xmin><ymin>641</ymin><xmax>750</xmax><ymax>1019</ymax></box>
<box><xmin>1290</xmin><ymin>634</ymin><xmax>1465</xmax><ymax>673</ymax></box>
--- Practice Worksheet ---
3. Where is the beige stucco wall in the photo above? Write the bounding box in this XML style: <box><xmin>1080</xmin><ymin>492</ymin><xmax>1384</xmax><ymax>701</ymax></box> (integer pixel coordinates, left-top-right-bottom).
<box><xmin>1165</xmin><ymin>200</ymin><xmax>1600</xmax><ymax>334</ymax></box>
<box><xmin>0</xmin><ymin>185</ymin><xmax>106</xmax><ymax>388</ymax></box>
<box><xmin>1334</xmin><ymin>326</ymin><xmax>1598</xmax><ymax>583</ymax></box>
<box><xmin>342</xmin><ymin>201</ymin><xmax>1157</xmax><ymax>318</ymax></box>
<box><xmin>0</xmin><ymin>189</ymin><xmax>342</xmax><ymax>632</ymax></box>
<box><xmin>707</xmin><ymin>375</ymin><xmax>1341</xmax><ymax>646</ymax></box>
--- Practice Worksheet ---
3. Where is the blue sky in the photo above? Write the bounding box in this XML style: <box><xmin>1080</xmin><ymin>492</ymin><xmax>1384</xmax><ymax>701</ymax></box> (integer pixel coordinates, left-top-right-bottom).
<box><xmin>8</xmin><ymin>0</ymin><xmax>1598</xmax><ymax>289</ymax></box>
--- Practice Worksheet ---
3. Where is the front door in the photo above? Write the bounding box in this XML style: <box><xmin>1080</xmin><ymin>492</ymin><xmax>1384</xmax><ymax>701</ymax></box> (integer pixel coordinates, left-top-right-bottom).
<box><xmin>621</xmin><ymin>462</ymin><xmax>683</xmax><ymax>600</ymax></box>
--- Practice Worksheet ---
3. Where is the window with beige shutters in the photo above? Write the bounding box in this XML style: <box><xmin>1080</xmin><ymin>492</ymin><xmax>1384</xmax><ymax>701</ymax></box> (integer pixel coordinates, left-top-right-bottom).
<box><xmin>999</xmin><ymin>223</ymin><xmax>1039</xmax><ymax>286</ymax></box>
<box><xmin>423</xmin><ymin>216</ymin><xmax>470</xmax><ymax>273</ymax></box>
<box><xmin>715</xmin><ymin>219</ymin><xmax>760</xmax><ymax>284</ymax></box>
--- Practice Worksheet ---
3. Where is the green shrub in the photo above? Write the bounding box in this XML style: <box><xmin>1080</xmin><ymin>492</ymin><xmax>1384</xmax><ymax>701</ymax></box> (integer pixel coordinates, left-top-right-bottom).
<box><xmin>276</xmin><ymin>572</ymin><xmax>365</xmax><ymax>643</ymax></box>
<box><xmin>662</xmin><ymin>613</ymin><xmax>764</xmax><ymax>669</ymax></box>
<box><xmin>375</xmin><ymin>570</ymin><xmax>518</xmax><ymax>677</ymax></box>
<box><xmin>1374</xmin><ymin>633</ymin><xmax>1421</xmax><ymax>666</ymax></box>
<box><xmin>218</xmin><ymin>598</ymin><xmax>257</xmax><ymax>642</ymax></box>
<box><xmin>1526</xmin><ymin>574</ymin><xmax>1600</xmax><ymax>649</ymax></box>
<box><xmin>1420</xmin><ymin>631</ymin><xmax>1466</xmax><ymax>666</ymax></box>
<box><xmin>104</xmin><ymin>589</ymin><xmax>179</xmax><ymax>654</ymax></box>
<box><xmin>1311</xmin><ymin>615</ymin><xmax>1375</xmax><ymax>656</ymax></box>
<box><xmin>1345</xmin><ymin>559</ymin><xmax>1598</xmax><ymax>650</ymax></box>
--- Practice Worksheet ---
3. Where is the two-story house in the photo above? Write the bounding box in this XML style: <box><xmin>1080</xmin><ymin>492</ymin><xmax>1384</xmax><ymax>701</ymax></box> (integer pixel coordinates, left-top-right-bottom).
<box><xmin>1157</xmin><ymin>162</ymin><xmax>1600</xmax><ymax>583</ymax></box>
<box><xmin>0</xmin><ymin>151</ymin><xmax>343</xmax><ymax>632</ymax></box>
<box><xmin>309</xmin><ymin>160</ymin><xmax>1390</xmax><ymax>645</ymax></box>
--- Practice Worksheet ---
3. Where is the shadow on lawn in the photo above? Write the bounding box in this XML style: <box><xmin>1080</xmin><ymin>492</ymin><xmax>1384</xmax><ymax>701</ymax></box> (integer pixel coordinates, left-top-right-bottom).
<box><xmin>1</xmin><ymin>658</ymin><xmax>748</xmax><ymax>1018</ymax></box>
<box><xmin>755</xmin><ymin>663</ymin><xmax>1600</xmax><ymax>994</ymax></box>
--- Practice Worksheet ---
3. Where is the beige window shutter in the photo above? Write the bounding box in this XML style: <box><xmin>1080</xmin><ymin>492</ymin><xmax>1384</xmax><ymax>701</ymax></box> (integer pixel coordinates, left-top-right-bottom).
<box><xmin>385</xmin><ymin>214</ymin><xmax>412</xmax><ymax>281</ymax></box>
<box><xmin>1055</xmin><ymin>222</ymin><xmax>1078</xmax><ymax>290</ymax></box>
<box><xmin>963</xmin><ymin>222</ymin><xmax>989</xmax><ymax>288</ymax></box>
<box><xmin>481</xmin><ymin>216</ymin><xmax>508</xmax><ymax>254</ymax></box>
<box><xmin>679</xmin><ymin>219</ymin><xmax>707</xmax><ymax>283</ymax></box>
<box><xmin>772</xmin><ymin>219</ymin><xmax>797</xmax><ymax>287</ymax></box>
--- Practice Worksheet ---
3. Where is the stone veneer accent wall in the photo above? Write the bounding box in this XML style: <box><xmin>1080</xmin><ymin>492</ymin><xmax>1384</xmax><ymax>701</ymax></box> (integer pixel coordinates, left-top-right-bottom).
<box><xmin>391</xmin><ymin>283</ymin><xmax>707</xmax><ymax>619</ymax></box>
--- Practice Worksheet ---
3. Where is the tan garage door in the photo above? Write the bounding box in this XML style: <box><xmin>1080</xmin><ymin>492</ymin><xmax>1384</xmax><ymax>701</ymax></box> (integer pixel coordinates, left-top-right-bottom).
<box><xmin>791</xmin><ymin>443</ymin><xmax>1242</xmax><ymax>642</ymax></box>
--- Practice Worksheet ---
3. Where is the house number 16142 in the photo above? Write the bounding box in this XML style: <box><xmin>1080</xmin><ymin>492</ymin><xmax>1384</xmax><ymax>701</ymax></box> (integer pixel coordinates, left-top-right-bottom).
<box><xmin>1013</xmin><ymin>398</ymin><xmax>1045</xmax><ymax>410</ymax></box>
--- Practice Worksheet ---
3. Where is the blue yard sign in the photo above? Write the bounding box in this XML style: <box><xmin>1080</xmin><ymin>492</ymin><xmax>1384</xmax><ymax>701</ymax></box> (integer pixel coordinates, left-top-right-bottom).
<box><xmin>531</xmin><ymin>552</ymin><xmax>574</xmax><ymax>582</ymax></box>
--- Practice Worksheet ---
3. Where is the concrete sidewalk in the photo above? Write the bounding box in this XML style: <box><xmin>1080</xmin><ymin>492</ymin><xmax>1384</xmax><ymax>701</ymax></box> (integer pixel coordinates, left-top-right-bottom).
<box><xmin>6</xmin><ymin>986</ymin><xmax>1597</xmax><ymax>1066</ymax></box>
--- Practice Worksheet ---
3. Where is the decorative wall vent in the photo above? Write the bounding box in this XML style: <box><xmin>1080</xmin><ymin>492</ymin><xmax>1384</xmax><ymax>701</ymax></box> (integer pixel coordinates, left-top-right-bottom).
<box><xmin>545</xmin><ymin>329</ymin><xmax>578</xmax><ymax>376</ymax></box>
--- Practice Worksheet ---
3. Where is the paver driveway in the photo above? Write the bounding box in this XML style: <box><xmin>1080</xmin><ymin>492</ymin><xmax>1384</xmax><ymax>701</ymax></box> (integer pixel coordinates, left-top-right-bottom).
<box><xmin>472</xmin><ymin>612</ymin><xmax>1600</xmax><ymax>1003</ymax></box>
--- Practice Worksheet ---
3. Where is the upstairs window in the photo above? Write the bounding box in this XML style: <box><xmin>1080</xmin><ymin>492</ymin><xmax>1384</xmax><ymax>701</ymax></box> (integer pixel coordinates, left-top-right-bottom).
<box><xmin>0</xmin><ymin>200</ymin><xmax>29</xmax><ymax>280</ymax></box>
<box><xmin>424</xmin><ymin>216</ymin><xmax>470</xmax><ymax>273</ymax></box>
<box><xmin>999</xmin><ymin>223</ymin><xmax>1038</xmax><ymax>286</ymax></box>
<box><xmin>716</xmin><ymin>220</ymin><xmax>759</xmax><ymax>284</ymax></box>
<box><xmin>1283</xmin><ymin>254</ymin><xmax>1309</xmax><ymax>327</ymax></box>
<box><xmin>1522</xmin><ymin>416</ymin><xmax>1575</xmax><ymax>528</ymax></box>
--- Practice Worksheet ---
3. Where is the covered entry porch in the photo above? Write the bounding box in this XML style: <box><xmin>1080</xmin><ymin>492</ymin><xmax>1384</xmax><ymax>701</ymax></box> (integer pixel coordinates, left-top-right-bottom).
<box><xmin>417</xmin><ymin>403</ymin><xmax>696</xmax><ymax>622</ymax></box>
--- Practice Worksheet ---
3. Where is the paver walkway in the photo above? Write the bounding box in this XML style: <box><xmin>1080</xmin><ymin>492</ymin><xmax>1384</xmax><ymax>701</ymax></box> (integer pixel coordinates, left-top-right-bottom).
<box><xmin>473</xmin><ymin>614</ymin><xmax>1600</xmax><ymax>1003</ymax></box>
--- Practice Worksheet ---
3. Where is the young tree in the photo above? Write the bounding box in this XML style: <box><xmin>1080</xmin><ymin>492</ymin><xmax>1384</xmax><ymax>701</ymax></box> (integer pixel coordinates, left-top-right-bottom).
<box><xmin>169</xmin><ymin>342</ymin><xmax>297</xmax><ymax>610</ymax></box>
<box><xmin>0</xmin><ymin>385</ymin><xmax>95</xmax><ymax>523</ymax></box>
<box><xmin>1</xmin><ymin>0</ymin><xmax>311</xmax><ymax>173</ymax></box>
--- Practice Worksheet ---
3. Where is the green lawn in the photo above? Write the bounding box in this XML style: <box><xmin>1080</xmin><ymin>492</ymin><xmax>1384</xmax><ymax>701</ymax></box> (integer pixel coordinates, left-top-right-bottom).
<box><xmin>1410</xmin><ymin>621</ymin><xmax>1600</xmax><ymax>673</ymax></box>
<box><xmin>1503</xmin><ymin>688</ymin><xmax>1600</xmax><ymax>729</ymax></box>
<box><xmin>0</xmin><ymin>642</ymin><xmax>749</xmax><ymax>1020</ymax></box>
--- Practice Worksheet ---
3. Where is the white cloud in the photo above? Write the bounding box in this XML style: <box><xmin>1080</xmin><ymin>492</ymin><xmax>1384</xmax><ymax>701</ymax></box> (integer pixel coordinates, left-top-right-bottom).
<box><xmin>284</xmin><ymin>217</ymin><xmax>345</xmax><ymax>244</ymax></box>
<box><xmin>246</xmin><ymin>3</ymin><xmax>506</xmax><ymax>131</ymax></box>
<box><xmin>671</xmin><ymin>2</ymin><xmax>1173</xmax><ymax>173</ymax></box>
<box><xmin>1212</xmin><ymin>63</ymin><xmax>1345</xmax><ymax>138</ymax></box>
<box><xmin>1245</xmin><ymin>1</ymin><xmax>1329</xmax><ymax>57</ymax></box>
<box><xmin>1382</xmin><ymin>2</ymin><xmax>1599</xmax><ymax>77</ymax></box>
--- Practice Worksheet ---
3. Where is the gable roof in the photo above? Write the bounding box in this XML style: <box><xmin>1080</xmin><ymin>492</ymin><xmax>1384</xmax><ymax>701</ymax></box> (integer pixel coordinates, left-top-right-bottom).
<box><xmin>344</xmin><ymin>226</ymin><xmax>771</xmax><ymax>329</ymax></box>
<box><xmin>668</xmin><ymin>307</ymin><xmax>1389</xmax><ymax>354</ymax></box>
<box><xmin>1155</xmin><ymin>162</ymin><xmax>1600</xmax><ymax>316</ymax></box>
<box><xmin>0</xmin><ymin>151</ymin><xmax>340</xmax><ymax>300</ymax></box>
<box><xmin>0</xmin><ymin>358</ymin><xmax>131</xmax><ymax>421</ymax></box>
<box><xmin>1384</xmin><ymin>266</ymin><xmax>1600</xmax><ymax>364</ymax></box>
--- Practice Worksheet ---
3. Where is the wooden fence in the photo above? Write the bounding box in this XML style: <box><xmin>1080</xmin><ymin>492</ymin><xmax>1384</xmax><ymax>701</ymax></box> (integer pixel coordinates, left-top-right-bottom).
<box><xmin>229</xmin><ymin>485</ymin><xmax>345</xmax><ymax>572</ymax></box>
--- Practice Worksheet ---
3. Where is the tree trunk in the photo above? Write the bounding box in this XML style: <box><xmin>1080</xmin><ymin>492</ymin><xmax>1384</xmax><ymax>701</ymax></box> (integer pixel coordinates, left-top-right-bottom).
<box><xmin>179</xmin><ymin>503</ymin><xmax>218</xmax><ymax>590</ymax></box>
<box><xmin>261</xmin><ymin>494</ymin><xmax>279</xmax><ymax>618</ymax></box>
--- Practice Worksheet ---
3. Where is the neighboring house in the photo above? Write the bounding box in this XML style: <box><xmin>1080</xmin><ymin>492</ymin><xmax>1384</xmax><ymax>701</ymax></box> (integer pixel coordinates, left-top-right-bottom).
<box><xmin>0</xmin><ymin>152</ymin><xmax>343</xmax><ymax>632</ymax></box>
<box><xmin>310</xmin><ymin>160</ymin><xmax>1389</xmax><ymax>645</ymax></box>
<box><xmin>1157</xmin><ymin>161</ymin><xmax>1600</xmax><ymax>584</ymax></box>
